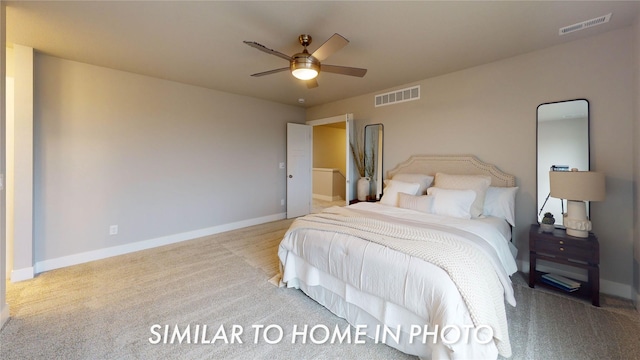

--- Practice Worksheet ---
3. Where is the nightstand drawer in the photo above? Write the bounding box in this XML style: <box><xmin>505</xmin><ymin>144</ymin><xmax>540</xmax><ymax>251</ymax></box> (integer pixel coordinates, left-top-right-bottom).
<box><xmin>535</xmin><ymin>240</ymin><xmax>595</xmax><ymax>261</ymax></box>
<box><xmin>535</xmin><ymin>234</ymin><xmax>594</xmax><ymax>248</ymax></box>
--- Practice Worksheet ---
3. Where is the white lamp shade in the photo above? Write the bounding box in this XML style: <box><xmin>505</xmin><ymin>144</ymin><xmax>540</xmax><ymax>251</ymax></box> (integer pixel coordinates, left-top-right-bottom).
<box><xmin>549</xmin><ymin>170</ymin><xmax>605</xmax><ymax>201</ymax></box>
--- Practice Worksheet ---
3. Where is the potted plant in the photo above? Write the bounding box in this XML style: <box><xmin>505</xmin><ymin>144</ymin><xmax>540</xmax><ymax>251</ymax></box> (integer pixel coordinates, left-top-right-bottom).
<box><xmin>350</xmin><ymin>127</ymin><xmax>375</xmax><ymax>201</ymax></box>
<box><xmin>540</xmin><ymin>212</ymin><xmax>556</xmax><ymax>233</ymax></box>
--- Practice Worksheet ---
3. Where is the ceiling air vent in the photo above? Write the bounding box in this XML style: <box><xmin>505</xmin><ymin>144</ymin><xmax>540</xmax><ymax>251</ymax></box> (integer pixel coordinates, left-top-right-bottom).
<box><xmin>559</xmin><ymin>13</ymin><xmax>611</xmax><ymax>35</ymax></box>
<box><xmin>375</xmin><ymin>85</ymin><xmax>420</xmax><ymax>107</ymax></box>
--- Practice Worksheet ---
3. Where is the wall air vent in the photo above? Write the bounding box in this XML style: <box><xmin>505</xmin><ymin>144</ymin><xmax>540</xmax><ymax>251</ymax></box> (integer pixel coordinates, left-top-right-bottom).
<box><xmin>375</xmin><ymin>85</ymin><xmax>420</xmax><ymax>107</ymax></box>
<box><xmin>559</xmin><ymin>13</ymin><xmax>611</xmax><ymax>35</ymax></box>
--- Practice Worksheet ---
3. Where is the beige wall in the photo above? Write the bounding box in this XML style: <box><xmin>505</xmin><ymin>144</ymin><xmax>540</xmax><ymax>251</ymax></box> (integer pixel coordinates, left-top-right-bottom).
<box><xmin>32</xmin><ymin>54</ymin><xmax>304</xmax><ymax>265</ymax></box>
<box><xmin>313</xmin><ymin>125</ymin><xmax>346</xmax><ymax>175</ymax></box>
<box><xmin>307</xmin><ymin>27</ymin><xmax>636</xmax><ymax>297</ymax></box>
<box><xmin>633</xmin><ymin>16</ymin><xmax>640</xmax><ymax>309</ymax></box>
<box><xmin>5</xmin><ymin>47</ymin><xmax>12</xmax><ymax>77</ymax></box>
<box><xmin>1</xmin><ymin>1</ymin><xmax>9</xmax><ymax>328</ymax></box>
<box><xmin>12</xmin><ymin>45</ymin><xmax>33</xmax><ymax>280</ymax></box>
<box><xmin>312</xmin><ymin>168</ymin><xmax>345</xmax><ymax>201</ymax></box>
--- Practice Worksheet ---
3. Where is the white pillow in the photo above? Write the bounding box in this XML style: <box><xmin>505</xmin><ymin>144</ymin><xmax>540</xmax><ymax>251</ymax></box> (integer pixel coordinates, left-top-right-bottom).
<box><xmin>433</xmin><ymin>173</ymin><xmax>491</xmax><ymax>218</ymax></box>
<box><xmin>392</xmin><ymin>173</ymin><xmax>434</xmax><ymax>195</ymax></box>
<box><xmin>427</xmin><ymin>187</ymin><xmax>476</xmax><ymax>219</ymax></box>
<box><xmin>380</xmin><ymin>180</ymin><xmax>421</xmax><ymax>207</ymax></box>
<box><xmin>398</xmin><ymin>192</ymin><xmax>434</xmax><ymax>213</ymax></box>
<box><xmin>483</xmin><ymin>186</ymin><xmax>518</xmax><ymax>226</ymax></box>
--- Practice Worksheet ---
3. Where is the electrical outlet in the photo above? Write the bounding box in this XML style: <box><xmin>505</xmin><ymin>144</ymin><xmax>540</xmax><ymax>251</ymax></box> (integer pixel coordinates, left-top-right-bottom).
<box><xmin>280</xmin><ymin>199</ymin><xmax>285</xmax><ymax>206</ymax></box>
<box><xmin>109</xmin><ymin>225</ymin><xmax>118</xmax><ymax>235</ymax></box>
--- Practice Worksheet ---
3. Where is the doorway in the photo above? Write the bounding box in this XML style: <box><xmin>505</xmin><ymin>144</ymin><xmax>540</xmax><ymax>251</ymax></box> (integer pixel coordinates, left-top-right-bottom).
<box><xmin>311</xmin><ymin>122</ymin><xmax>346</xmax><ymax>212</ymax></box>
<box><xmin>306</xmin><ymin>114</ymin><xmax>354</xmax><ymax>213</ymax></box>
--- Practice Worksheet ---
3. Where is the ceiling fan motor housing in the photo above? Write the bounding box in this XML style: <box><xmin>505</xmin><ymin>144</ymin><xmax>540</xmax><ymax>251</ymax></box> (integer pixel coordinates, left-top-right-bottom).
<box><xmin>290</xmin><ymin>51</ymin><xmax>320</xmax><ymax>80</ymax></box>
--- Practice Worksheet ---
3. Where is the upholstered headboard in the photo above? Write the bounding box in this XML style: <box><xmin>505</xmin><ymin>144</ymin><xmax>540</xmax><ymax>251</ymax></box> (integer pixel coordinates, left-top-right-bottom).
<box><xmin>387</xmin><ymin>155</ymin><xmax>515</xmax><ymax>187</ymax></box>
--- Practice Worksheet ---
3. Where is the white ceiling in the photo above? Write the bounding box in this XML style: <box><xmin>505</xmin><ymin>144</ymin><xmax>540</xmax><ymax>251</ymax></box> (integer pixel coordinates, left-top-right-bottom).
<box><xmin>6</xmin><ymin>1</ymin><xmax>640</xmax><ymax>108</ymax></box>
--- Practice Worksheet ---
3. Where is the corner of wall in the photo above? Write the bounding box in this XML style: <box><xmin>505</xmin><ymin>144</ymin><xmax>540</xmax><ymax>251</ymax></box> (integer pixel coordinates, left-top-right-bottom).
<box><xmin>0</xmin><ymin>1</ymin><xmax>9</xmax><ymax>331</ymax></box>
<box><xmin>0</xmin><ymin>303</ymin><xmax>9</xmax><ymax>330</ymax></box>
<box><xmin>10</xmin><ymin>267</ymin><xmax>34</xmax><ymax>282</ymax></box>
<box><xmin>633</xmin><ymin>14</ymin><xmax>640</xmax><ymax>312</ymax></box>
<box><xmin>11</xmin><ymin>44</ymin><xmax>34</xmax><ymax>278</ymax></box>
<box><xmin>634</xmin><ymin>258</ymin><xmax>640</xmax><ymax>312</ymax></box>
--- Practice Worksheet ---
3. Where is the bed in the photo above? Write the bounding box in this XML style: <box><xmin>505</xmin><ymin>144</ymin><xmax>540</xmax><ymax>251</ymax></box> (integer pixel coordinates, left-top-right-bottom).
<box><xmin>276</xmin><ymin>155</ymin><xmax>518</xmax><ymax>359</ymax></box>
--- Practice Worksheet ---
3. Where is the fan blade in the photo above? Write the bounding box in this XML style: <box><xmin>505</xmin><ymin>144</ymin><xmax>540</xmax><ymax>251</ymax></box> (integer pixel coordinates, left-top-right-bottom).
<box><xmin>321</xmin><ymin>64</ymin><xmax>367</xmax><ymax>77</ymax></box>
<box><xmin>311</xmin><ymin>33</ymin><xmax>348</xmax><ymax>61</ymax></box>
<box><xmin>244</xmin><ymin>41</ymin><xmax>292</xmax><ymax>61</ymax></box>
<box><xmin>250</xmin><ymin>67</ymin><xmax>289</xmax><ymax>77</ymax></box>
<box><xmin>306</xmin><ymin>78</ymin><xmax>318</xmax><ymax>89</ymax></box>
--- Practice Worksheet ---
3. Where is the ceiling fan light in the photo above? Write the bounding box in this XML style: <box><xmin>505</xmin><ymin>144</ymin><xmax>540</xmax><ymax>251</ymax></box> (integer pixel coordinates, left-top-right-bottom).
<box><xmin>292</xmin><ymin>68</ymin><xmax>318</xmax><ymax>80</ymax></box>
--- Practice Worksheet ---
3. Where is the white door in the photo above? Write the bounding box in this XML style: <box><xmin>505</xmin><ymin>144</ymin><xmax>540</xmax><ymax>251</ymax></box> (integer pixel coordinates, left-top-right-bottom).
<box><xmin>345</xmin><ymin>118</ymin><xmax>354</xmax><ymax>204</ymax></box>
<box><xmin>286</xmin><ymin>123</ymin><xmax>312</xmax><ymax>218</ymax></box>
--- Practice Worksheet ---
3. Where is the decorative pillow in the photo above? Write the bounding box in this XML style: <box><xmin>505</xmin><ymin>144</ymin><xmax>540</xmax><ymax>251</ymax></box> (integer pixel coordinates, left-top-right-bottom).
<box><xmin>433</xmin><ymin>173</ymin><xmax>492</xmax><ymax>218</ymax></box>
<box><xmin>398</xmin><ymin>192</ymin><xmax>434</xmax><ymax>213</ymax></box>
<box><xmin>379</xmin><ymin>180</ymin><xmax>421</xmax><ymax>207</ymax></box>
<box><xmin>427</xmin><ymin>187</ymin><xmax>476</xmax><ymax>219</ymax></box>
<box><xmin>483</xmin><ymin>186</ymin><xmax>518</xmax><ymax>226</ymax></box>
<box><xmin>392</xmin><ymin>173</ymin><xmax>434</xmax><ymax>195</ymax></box>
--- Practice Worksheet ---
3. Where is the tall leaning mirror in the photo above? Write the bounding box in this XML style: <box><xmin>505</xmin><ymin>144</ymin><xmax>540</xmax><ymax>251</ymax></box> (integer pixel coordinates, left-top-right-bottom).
<box><xmin>364</xmin><ymin>124</ymin><xmax>384</xmax><ymax>201</ymax></box>
<box><xmin>537</xmin><ymin>99</ymin><xmax>589</xmax><ymax>225</ymax></box>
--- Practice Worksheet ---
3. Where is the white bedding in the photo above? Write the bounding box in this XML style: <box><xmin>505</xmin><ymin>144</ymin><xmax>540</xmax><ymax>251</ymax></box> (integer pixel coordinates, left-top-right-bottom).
<box><xmin>349</xmin><ymin>202</ymin><xmax>518</xmax><ymax>277</ymax></box>
<box><xmin>277</xmin><ymin>202</ymin><xmax>517</xmax><ymax>359</ymax></box>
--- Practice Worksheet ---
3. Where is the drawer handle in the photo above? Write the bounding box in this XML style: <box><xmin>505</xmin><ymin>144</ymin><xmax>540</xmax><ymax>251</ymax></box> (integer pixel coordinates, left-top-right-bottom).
<box><xmin>559</xmin><ymin>240</ymin><xmax>564</xmax><ymax>245</ymax></box>
<box><xmin>559</xmin><ymin>247</ymin><xmax>564</xmax><ymax>251</ymax></box>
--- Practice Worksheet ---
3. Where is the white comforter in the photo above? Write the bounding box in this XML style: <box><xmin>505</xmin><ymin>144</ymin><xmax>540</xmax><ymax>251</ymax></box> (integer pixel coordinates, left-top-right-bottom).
<box><xmin>277</xmin><ymin>202</ymin><xmax>517</xmax><ymax>359</ymax></box>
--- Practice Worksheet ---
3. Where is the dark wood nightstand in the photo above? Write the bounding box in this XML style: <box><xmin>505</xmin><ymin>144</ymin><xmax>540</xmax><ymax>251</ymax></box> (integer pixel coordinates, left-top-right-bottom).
<box><xmin>528</xmin><ymin>223</ymin><xmax>600</xmax><ymax>306</ymax></box>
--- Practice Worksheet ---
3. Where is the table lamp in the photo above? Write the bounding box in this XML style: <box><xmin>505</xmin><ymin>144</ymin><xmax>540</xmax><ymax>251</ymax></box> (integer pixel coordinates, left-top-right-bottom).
<box><xmin>549</xmin><ymin>169</ymin><xmax>605</xmax><ymax>238</ymax></box>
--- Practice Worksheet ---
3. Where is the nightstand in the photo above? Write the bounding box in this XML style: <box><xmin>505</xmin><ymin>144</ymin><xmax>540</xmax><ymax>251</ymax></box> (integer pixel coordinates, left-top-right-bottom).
<box><xmin>528</xmin><ymin>223</ymin><xmax>600</xmax><ymax>306</ymax></box>
<box><xmin>349</xmin><ymin>198</ymin><xmax>378</xmax><ymax>205</ymax></box>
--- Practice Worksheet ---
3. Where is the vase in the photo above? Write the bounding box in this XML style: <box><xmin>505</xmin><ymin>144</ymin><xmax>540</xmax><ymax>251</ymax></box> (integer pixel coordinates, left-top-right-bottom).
<box><xmin>357</xmin><ymin>177</ymin><xmax>370</xmax><ymax>201</ymax></box>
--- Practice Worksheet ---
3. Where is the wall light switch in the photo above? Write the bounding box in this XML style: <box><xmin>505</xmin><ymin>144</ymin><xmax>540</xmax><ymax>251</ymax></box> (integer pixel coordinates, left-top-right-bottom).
<box><xmin>279</xmin><ymin>162</ymin><xmax>285</xmax><ymax>169</ymax></box>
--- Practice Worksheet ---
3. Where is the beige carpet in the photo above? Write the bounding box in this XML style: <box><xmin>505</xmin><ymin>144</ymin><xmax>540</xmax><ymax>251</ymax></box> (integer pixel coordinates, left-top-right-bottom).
<box><xmin>504</xmin><ymin>273</ymin><xmax>640</xmax><ymax>359</ymax></box>
<box><xmin>1</xmin><ymin>219</ymin><xmax>639</xmax><ymax>359</ymax></box>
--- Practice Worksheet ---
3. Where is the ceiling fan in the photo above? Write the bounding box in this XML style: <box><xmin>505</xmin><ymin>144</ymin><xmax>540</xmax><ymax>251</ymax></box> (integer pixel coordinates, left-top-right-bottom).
<box><xmin>244</xmin><ymin>33</ymin><xmax>367</xmax><ymax>88</ymax></box>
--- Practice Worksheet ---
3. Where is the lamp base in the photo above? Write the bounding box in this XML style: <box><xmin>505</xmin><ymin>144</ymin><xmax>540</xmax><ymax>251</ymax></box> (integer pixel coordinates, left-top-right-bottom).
<box><xmin>563</xmin><ymin>200</ymin><xmax>591</xmax><ymax>238</ymax></box>
<box><xmin>566</xmin><ymin>227</ymin><xmax>589</xmax><ymax>238</ymax></box>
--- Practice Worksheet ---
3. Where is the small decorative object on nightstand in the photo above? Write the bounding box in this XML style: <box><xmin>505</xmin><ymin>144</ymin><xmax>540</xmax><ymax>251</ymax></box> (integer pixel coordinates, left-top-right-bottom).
<box><xmin>540</xmin><ymin>212</ymin><xmax>556</xmax><ymax>233</ymax></box>
<box><xmin>529</xmin><ymin>223</ymin><xmax>600</xmax><ymax>306</ymax></box>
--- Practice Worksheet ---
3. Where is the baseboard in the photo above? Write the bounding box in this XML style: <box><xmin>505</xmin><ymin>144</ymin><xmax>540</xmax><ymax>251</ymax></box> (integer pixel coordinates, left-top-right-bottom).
<box><xmin>518</xmin><ymin>260</ymin><xmax>632</xmax><ymax>300</ymax></box>
<box><xmin>11</xmin><ymin>267</ymin><xmax>34</xmax><ymax>282</ymax></box>
<box><xmin>34</xmin><ymin>212</ymin><xmax>287</xmax><ymax>275</ymax></box>
<box><xmin>312</xmin><ymin>194</ymin><xmax>343</xmax><ymax>201</ymax></box>
<box><xmin>0</xmin><ymin>302</ymin><xmax>9</xmax><ymax>330</ymax></box>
